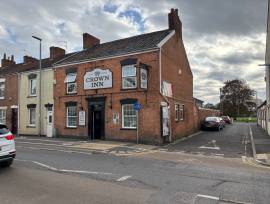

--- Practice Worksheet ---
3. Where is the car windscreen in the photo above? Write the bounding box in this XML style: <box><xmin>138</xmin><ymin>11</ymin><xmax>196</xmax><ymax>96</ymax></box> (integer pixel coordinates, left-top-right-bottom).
<box><xmin>205</xmin><ymin>117</ymin><xmax>217</xmax><ymax>122</ymax></box>
<box><xmin>0</xmin><ymin>124</ymin><xmax>9</xmax><ymax>135</ymax></box>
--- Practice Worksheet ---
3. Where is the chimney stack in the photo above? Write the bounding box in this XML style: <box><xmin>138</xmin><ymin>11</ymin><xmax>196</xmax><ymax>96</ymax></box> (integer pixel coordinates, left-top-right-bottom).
<box><xmin>1</xmin><ymin>53</ymin><xmax>16</xmax><ymax>67</ymax></box>
<box><xmin>23</xmin><ymin>55</ymin><xmax>38</xmax><ymax>64</ymax></box>
<box><xmin>50</xmin><ymin>46</ymin><xmax>66</xmax><ymax>59</ymax></box>
<box><xmin>83</xmin><ymin>33</ymin><xmax>100</xmax><ymax>49</ymax></box>
<box><xmin>168</xmin><ymin>8</ymin><xmax>182</xmax><ymax>39</ymax></box>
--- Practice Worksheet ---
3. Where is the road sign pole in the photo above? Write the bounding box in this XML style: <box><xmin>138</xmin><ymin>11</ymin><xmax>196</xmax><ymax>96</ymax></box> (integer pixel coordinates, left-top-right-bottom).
<box><xmin>137</xmin><ymin>109</ymin><xmax>139</xmax><ymax>144</ymax></box>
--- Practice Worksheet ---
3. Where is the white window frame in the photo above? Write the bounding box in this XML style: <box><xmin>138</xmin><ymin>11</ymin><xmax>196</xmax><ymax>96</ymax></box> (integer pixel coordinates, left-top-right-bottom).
<box><xmin>65</xmin><ymin>73</ymin><xmax>77</xmax><ymax>94</ymax></box>
<box><xmin>0</xmin><ymin>81</ymin><xmax>5</xmax><ymax>99</ymax></box>
<box><xmin>175</xmin><ymin>104</ymin><xmax>180</xmax><ymax>121</ymax></box>
<box><xmin>0</xmin><ymin>108</ymin><xmax>6</xmax><ymax>124</ymax></box>
<box><xmin>29</xmin><ymin>78</ymin><xmax>37</xmax><ymax>96</ymax></box>
<box><xmin>179</xmin><ymin>104</ymin><xmax>184</xmax><ymax>121</ymax></box>
<box><xmin>28</xmin><ymin>108</ymin><xmax>36</xmax><ymax>127</ymax></box>
<box><xmin>66</xmin><ymin>106</ymin><xmax>77</xmax><ymax>128</ymax></box>
<box><xmin>122</xmin><ymin>104</ymin><xmax>137</xmax><ymax>129</ymax></box>
<box><xmin>66</xmin><ymin>82</ymin><xmax>77</xmax><ymax>94</ymax></box>
<box><xmin>122</xmin><ymin>65</ymin><xmax>137</xmax><ymax>89</ymax></box>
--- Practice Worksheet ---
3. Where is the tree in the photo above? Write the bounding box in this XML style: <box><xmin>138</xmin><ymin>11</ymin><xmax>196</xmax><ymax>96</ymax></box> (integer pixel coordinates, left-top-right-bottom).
<box><xmin>220</xmin><ymin>79</ymin><xmax>255</xmax><ymax>118</ymax></box>
<box><xmin>204</xmin><ymin>103</ymin><xmax>216</xmax><ymax>109</ymax></box>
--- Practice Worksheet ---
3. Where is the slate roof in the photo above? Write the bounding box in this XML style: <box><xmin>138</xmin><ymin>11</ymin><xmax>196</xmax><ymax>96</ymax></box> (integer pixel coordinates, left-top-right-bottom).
<box><xmin>56</xmin><ymin>29</ymin><xmax>172</xmax><ymax>66</ymax></box>
<box><xmin>0</xmin><ymin>54</ymin><xmax>73</xmax><ymax>76</ymax></box>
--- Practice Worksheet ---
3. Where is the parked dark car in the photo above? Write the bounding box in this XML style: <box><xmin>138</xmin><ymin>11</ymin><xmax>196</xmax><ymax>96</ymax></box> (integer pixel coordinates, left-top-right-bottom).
<box><xmin>221</xmin><ymin>116</ymin><xmax>232</xmax><ymax>124</ymax></box>
<box><xmin>201</xmin><ymin>117</ymin><xmax>224</xmax><ymax>131</ymax></box>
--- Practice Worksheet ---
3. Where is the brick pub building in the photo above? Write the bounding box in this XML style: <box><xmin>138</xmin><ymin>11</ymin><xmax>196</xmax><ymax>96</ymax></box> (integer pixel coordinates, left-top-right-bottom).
<box><xmin>53</xmin><ymin>9</ymin><xmax>196</xmax><ymax>144</ymax></box>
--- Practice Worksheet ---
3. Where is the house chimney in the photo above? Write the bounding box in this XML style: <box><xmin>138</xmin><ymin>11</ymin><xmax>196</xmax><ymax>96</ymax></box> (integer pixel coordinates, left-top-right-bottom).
<box><xmin>50</xmin><ymin>46</ymin><xmax>66</xmax><ymax>59</ymax></box>
<box><xmin>83</xmin><ymin>33</ymin><xmax>100</xmax><ymax>49</ymax></box>
<box><xmin>23</xmin><ymin>55</ymin><xmax>38</xmax><ymax>64</ymax></box>
<box><xmin>168</xmin><ymin>8</ymin><xmax>182</xmax><ymax>39</ymax></box>
<box><xmin>1</xmin><ymin>53</ymin><xmax>16</xmax><ymax>67</ymax></box>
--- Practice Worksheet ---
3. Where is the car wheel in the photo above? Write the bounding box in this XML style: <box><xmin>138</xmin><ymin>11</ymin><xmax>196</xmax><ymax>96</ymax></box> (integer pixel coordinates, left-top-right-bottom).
<box><xmin>1</xmin><ymin>159</ymin><xmax>13</xmax><ymax>168</ymax></box>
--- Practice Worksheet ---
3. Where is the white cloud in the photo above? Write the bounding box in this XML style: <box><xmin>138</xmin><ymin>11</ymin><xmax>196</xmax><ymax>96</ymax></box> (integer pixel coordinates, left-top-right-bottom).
<box><xmin>0</xmin><ymin>0</ymin><xmax>267</xmax><ymax>104</ymax></box>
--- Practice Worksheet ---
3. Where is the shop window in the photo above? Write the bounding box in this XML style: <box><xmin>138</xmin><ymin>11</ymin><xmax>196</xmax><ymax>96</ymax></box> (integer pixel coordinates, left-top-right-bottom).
<box><xmin>122</xmin><ymin>104</ymin><xmax>137</xmax><ymax>129</ymax></box>
<box><xmin>29</xmin><ymin>78</ymin><xmax>37</xmax><ymax>96</ymax></box>
<box><xmin>122</xmin><ymin>65</ymin><xmax>137</xmax><ymax>89</ymax></box>
<box><xmin>0</xmin><ymin>82</ymin><xmax>5</xmax><ymax>99</ymax></box>
<box><xmin>66</xmin><ymin>106</ymin><xmax>77</xmax><ymax>128</ymax></box>
<box><xmin>0</xmin><ymin>109</ymin><xmax>6</xmax><ymax>124</ymax></box>
<box><xmin>28</xmin><ymin>108</ymin><xmax>36</xmax><ymax>126</ymax></box>
<box><xmin>65</xmin><ymin>73</ymin><xmax>77</xmax><ymax>94</ymax></box>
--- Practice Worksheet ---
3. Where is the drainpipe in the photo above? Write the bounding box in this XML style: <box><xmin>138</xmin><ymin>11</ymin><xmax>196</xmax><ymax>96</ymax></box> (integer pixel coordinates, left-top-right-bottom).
<box><xmin>17</xmin><ymin>72</ymin><xmax>20</xmax><ymax>136</ymax></box>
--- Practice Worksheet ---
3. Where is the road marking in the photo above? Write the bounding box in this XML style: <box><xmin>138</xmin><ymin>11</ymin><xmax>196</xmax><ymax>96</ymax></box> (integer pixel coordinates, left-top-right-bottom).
<box><xmin>15</xmin><ymin>141</ymin><xmax>70</xmax><ymax>148</ymax></box>
<box><xmin>16</xmin><ymin>145</ymin><xmax>97</xmax><ymax>155</ymax></box>
<box><xmin>196</xmin><ymin>194</ymin><xmax>219</xmax><ymax>200</ymax></box>
<box><xmin>199</xmin><ymin>146</ymin><xmax>220</xmax><ymax>150</ymax></box>
<box><xmin>15</xmin><ymin>159</ymin><xmax>116</xmax><ymax>176</ymax></box>
<box><xmin>116</xmin><ymin>175</ymin><xmax>132</xmax><ymax>182</ymax></box>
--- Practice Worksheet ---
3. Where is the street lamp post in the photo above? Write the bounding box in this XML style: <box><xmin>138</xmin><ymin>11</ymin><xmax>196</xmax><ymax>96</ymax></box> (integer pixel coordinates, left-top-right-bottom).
<box><xmin>32</xmin><ymin>36</ymin><xmax>42</xmax><ymax>137</ymax></box>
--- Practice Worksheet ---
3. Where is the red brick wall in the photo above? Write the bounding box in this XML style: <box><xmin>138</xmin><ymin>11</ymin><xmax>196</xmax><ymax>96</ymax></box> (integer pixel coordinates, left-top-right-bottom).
<box><xmin>54</xmin><ymin>51</ymin><xmax>164</xmax><ymax>144</ymax></box>
<box><xmin>196</xmin><ymin>108</ymin><xmax>221</xmax><ymax>128</ymax></box>
<box><xmin>0</xmin><ymin>73</ymin><xmax>18</xmax><ymax>131</ymax></box>
<box><xmin>161</xmin><ymin>33</ymin><xmax>196</xmax><ymax>140</ymax></box>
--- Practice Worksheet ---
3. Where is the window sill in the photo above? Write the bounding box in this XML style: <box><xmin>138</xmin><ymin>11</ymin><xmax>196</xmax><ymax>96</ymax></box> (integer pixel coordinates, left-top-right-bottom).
<box><xmin>65</xmin><ymin>126</ymin><xmax>77</xmax><ymax>129</ymax></box>
<box><xmin>27</xmin><ymin>125</ymin><xmax>36</xmax><ymax>128</ymax></box>
<box><xmin>120</xmin><ymin>128</ymin><xmax>137</xmax><ymax>130</ymax></box>
<box><xmin>0</xmin><ymin>97</ymin><xmax>4</xmax><ymax>100</ymax></box>
<box><xmin>121</xmin><ymin>88</ymin><xmax>138</xmax><ymax>91</ymax></box>
<box><xmin>66</xmin><ymin>92</ymin><xmax>77</xmax><ymax>95</ymax></box>
<box><xmin>28</xmin><ymin>95</ymin><xmax>37</xmax><ymax>98</ymax></box>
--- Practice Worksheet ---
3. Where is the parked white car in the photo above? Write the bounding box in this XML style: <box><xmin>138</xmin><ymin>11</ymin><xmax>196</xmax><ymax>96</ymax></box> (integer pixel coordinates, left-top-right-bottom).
<box><xmin>0</xmin><ymin>124</ymin><xmax>16</xmax><ymax>167</ymax></box>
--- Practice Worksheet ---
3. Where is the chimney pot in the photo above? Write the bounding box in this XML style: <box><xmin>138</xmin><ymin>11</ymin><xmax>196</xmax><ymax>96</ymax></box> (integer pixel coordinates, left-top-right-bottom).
<box><xmin>1</xmin><ymin>54</ymin><xmax>16</xmax><ymax>67</ymax></box>
<box><xmin>83</xmin><ymin>33</ymin><xmax>100</xmax><ymax>49</ymax></box>
<box><xmin>168</xmin><ymin>8</ymin><xmax>182</xmax><ymax>39</ymax></box>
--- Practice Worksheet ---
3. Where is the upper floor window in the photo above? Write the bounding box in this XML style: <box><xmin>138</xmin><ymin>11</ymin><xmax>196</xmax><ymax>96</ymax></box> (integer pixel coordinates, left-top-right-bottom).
<box><xmin>122</xmin><ymin>65</ymin><xmax>137</xmax><ymax>89</ymax></box>
<box><xmin>0</xmin><ymin>81</ymin><xmax>5</xmax><ymax>99</ymax></box>
<box><xmin>65</xmin><ymin>73</ymin><xmax>77</xmax><ymax>94</ymax></box>
<box><xmin>29</xmin><ymin>77</ymin><xmax>37</xmax><ymax>96</ymax></box>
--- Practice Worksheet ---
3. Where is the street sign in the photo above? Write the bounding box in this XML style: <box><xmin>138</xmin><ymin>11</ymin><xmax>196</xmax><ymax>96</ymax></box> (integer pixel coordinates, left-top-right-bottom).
<box><xmin>133</xmin><ymin>102</ymin><xmax>142</xmax><ymax>110</ymax></box>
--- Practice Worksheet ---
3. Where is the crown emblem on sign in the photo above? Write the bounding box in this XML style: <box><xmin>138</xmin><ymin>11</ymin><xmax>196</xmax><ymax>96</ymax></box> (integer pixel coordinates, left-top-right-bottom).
<box><xmin>95</xmin><ymin>71</ymin><xmax>100</xmax><ymax>76</ymax></box>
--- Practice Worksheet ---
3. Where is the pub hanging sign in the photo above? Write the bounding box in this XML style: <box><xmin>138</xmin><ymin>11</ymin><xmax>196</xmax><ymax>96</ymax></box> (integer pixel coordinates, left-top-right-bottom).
<box><xmin>84</xmin><ymin>68</ymin><xmax>112</xmax><ymax>90</ymax></box>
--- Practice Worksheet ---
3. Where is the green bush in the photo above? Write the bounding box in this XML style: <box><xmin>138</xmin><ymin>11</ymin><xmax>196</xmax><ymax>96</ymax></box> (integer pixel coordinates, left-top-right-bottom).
<box><xmin>235</xmin><ymin>117</ymin><xmax>257</xmax><ymax>123</ymax></box>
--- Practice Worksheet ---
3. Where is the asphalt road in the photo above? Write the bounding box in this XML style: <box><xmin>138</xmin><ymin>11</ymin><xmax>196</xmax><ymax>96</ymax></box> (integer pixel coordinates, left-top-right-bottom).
<box><xmin>167</xmin><ymin>122</ymin><xmax>253</xmax><ymax>158</ymax></box>
<box><xmin>1</xmin><ymin>123</ymin><xmax>270</xmax><ymax>204</ymax></box>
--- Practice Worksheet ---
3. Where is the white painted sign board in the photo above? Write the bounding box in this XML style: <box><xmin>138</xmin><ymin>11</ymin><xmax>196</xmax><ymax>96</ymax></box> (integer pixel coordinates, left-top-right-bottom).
<box><xmin>84</xmin><ymin>68</ymin><xmax>112</xmax><ymax>90</ymax></box>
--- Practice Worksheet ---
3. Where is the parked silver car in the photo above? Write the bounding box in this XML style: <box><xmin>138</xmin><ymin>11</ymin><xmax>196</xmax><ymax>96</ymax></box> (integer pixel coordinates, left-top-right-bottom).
<box><xmin>0</xmin><ymin>124</ymin><xmax>16</xmax><ymax>167</ymax></box>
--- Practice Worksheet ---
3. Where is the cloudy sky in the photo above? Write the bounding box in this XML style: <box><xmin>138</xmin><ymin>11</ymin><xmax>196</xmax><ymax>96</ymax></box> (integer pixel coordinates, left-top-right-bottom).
<box><xmin>0</xmin><ymin>0</ymin><xmax>268</xmax><ymax>103</ymax></box>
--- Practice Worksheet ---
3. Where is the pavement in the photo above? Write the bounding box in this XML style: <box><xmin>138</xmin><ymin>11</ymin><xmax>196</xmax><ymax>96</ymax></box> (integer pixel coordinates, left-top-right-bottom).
<box><xmin>249</xmin><ymin>123</ymin><xmax>270</xmax><ymax>166</ymax></box>
<box><xmin>15</xmin><ymin>136</ymin><xmax>158</xmax><ymax>156</ymax></box>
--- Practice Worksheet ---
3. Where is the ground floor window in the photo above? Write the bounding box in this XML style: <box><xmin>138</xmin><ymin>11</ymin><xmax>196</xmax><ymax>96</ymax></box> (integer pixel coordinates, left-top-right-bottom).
<box><xmin>28</xmin><ymin>108</ymin><xmax>36</xmax><ymax>126</ymax></box>
<box><xmin>66</xmin><ymin>106</ymin><xmax>77</xmax><ymax>128</ymax></box>
<box><xmin>122</xmin><ymin>104</ymin><xmax>137</xmax><ymax>129</ymax></box>
<box><xmin>0</xmin><ymin>109</ymin><xmax>6</xmax><ymax>124</ymax></box>
<box><xmin>179</xmin><ymin>105</ymin><xmax>184</xmax><ymax>121</ymax></box>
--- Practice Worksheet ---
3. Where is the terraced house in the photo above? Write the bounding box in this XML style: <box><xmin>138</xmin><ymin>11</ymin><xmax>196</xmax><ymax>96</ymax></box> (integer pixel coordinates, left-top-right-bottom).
<box><xmin>53</xmin><ymin>9</ymin><xmax>196</xmax><ymax>144</ymax></box>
